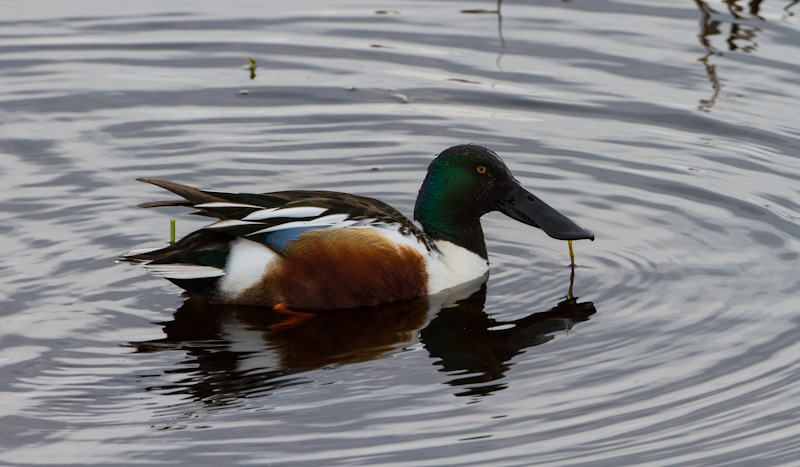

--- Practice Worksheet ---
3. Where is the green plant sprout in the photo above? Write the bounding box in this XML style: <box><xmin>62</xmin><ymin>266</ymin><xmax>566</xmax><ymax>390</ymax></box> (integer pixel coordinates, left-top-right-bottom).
<box><xmin>248</xmin><ymin>57</ymin><xmax>257</xmax><ymax>80</ymax></box>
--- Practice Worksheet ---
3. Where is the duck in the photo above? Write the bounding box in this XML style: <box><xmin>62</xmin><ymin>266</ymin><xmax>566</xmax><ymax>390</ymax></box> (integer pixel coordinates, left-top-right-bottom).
<box><xmin>122</xmin><ymin>144</ymin><xmax>594</xmax><ymax>309</ymax></box>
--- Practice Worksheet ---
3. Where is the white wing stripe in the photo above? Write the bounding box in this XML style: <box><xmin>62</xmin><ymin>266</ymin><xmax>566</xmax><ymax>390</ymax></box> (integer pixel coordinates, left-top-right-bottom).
<box><xmin>246</xmin><ymin>214</ymin><xmax>353</xmax><ymax>236</ymax></box>
<box><xmin>242</xmin><ymin>206</ymin><xmax>328</xmax><ymax>221</ymax></box>
<box><xmin>205</xmin><ymin>219</ymin><xmax>262</xmax><ymax>229</ymax></box>
<box><xmin>195</xmin><ymin>202</ymin><xmax>265</xmax><ymax>209</ymax></box>
<box><xmin>144</xmin><ymin>264</ymin><xmax>226</xmax><ymax>279</ymax></box>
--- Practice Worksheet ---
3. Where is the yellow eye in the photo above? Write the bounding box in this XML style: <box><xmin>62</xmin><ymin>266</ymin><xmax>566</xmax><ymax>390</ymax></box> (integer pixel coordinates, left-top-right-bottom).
<box><xmin>476</xmin><ymin>166</ymin><xmax>486</xmax><ymax>174</ymax></box>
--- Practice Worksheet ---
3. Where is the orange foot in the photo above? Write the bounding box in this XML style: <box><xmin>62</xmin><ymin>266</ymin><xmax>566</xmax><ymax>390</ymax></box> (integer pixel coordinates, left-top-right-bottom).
<box><xmin>270</xmin><ymin>303</ymin><xmax>315</xmax><ymax>329</ymax></box>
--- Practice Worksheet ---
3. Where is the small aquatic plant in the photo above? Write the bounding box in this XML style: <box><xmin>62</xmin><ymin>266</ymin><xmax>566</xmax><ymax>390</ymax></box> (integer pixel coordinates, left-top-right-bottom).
<box><xmin>248</xmin><ymin>58</ymin><xmax>256</xmax><ymax>80</ymax></box>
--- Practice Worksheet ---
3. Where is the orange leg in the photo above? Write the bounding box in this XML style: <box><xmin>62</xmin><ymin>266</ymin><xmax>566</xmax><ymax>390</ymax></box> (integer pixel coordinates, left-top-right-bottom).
<box><xmin>270</xmin><ymin>303</ymin><xmax>316</xmax><ymax>329</ymax></box>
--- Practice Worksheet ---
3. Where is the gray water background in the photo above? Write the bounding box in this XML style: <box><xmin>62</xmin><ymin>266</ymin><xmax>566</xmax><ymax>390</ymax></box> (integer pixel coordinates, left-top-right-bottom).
<box><xmin>1</xmin><ymin>0</ymin><xmax>799</xmax><ymax>465</ymax></box>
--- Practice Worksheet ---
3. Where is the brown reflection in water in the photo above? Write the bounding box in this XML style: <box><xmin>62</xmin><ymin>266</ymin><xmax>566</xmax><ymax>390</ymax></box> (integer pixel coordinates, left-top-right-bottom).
<box><xmin>691</xmin><ymin>0</ymin><xmax>797</xmax><ymax>111</ymax></box>
<box><xmin>130</xmin><ymin>274</ymin><xmax>595</xmax><ymax>402</ymax></box>
<box><xmin>130</xmin><ymin>295</ymin><xmax>432</xmax><ymax>406</ymax></box>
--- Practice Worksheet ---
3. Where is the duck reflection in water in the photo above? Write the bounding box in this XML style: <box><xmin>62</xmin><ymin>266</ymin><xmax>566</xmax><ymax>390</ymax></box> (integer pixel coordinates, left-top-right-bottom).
<box><xmin>131</xmin><ymin>273</ymin><xmax>595</xmax><ymax>401</ymax></box>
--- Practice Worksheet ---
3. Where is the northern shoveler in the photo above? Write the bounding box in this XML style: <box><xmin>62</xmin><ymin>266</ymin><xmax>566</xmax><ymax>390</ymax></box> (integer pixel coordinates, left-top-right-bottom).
<box><xmin>123</xmin><ymin>144</ymin><xmax>594</xmax><ymax>309</ymax></box>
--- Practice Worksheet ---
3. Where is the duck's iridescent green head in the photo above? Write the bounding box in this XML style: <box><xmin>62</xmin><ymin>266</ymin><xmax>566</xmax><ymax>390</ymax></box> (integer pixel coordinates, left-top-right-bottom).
<box><xmin>414</xmin><ymin>145</ymin><xmax>594</xmax><ymax>258</ymax></box>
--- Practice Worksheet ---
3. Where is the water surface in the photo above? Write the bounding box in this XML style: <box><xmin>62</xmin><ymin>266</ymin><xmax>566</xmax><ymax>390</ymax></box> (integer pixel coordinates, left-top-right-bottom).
<box><xmin>2</xmin><ymin>0</ymin><xmax>799</xmax><ymax>465</ymax></box>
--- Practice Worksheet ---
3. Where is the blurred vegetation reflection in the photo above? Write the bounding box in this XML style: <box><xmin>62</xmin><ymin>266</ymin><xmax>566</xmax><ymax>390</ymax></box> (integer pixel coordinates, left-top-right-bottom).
<box><xmin>693</xmin><ymin>0</ymin><xmax>797</xmax><ymax>111</ymax></box>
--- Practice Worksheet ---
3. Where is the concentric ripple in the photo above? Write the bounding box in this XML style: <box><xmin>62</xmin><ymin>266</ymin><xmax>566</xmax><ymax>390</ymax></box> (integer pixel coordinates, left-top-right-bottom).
<box><xmin>1</xmin><ymin>0</ymin><xmax>799</xmax><ymax>465</ymax></box>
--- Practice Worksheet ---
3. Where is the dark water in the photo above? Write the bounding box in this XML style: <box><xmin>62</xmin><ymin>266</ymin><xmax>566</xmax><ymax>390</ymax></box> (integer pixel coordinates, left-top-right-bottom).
<box><xmin>2</xmin><ymin>0</ymin><xmax>799</xmax><ymax>465</ymax></box>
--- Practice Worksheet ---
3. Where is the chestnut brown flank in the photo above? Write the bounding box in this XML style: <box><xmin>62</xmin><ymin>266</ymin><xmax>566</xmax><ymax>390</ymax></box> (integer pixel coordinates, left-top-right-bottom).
<box><xmin>238</xmin><ymin>228</ymin><xmax>428</xmax><ymax>309</ymax></box>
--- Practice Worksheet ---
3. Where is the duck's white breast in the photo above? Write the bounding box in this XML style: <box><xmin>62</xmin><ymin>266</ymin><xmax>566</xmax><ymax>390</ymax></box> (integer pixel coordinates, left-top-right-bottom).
<box><xmin>423</xmin><ymin>240</ymin><xmax>489</xmax><ymax>295</ymax></box>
